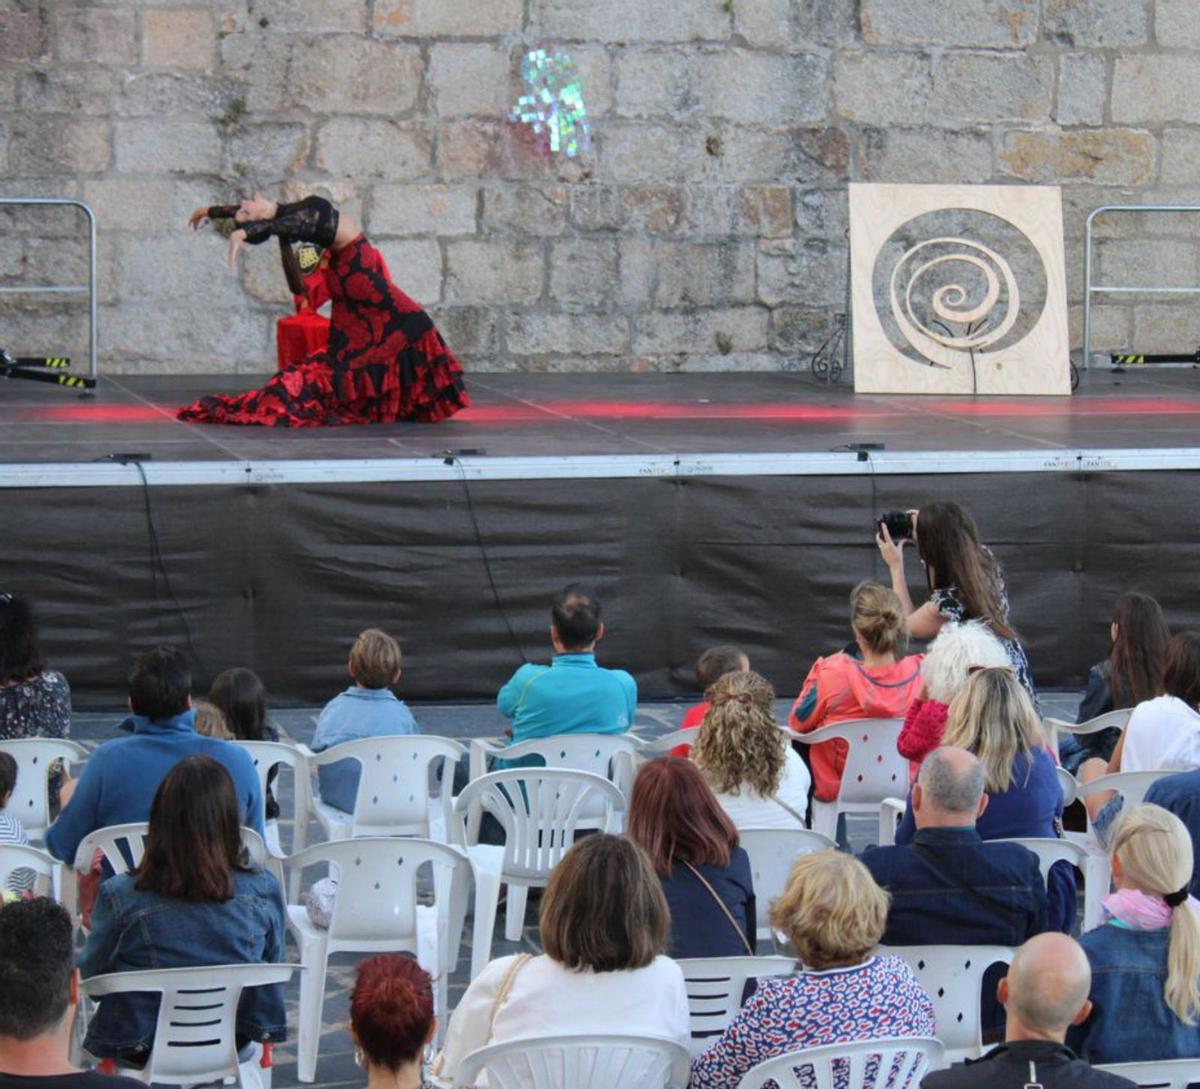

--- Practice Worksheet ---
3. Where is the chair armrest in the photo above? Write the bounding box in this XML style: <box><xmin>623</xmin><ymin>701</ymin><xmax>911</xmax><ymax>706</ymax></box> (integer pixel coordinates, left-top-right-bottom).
<box><xmin>468</xmin><ymin>737</ymin><xmax>508</xmax><ymax>782</ymax></box>
<box><xmin>878</xmin><ymin>797</ymin><xmax>906</xmax><ymax>847</ymax></box>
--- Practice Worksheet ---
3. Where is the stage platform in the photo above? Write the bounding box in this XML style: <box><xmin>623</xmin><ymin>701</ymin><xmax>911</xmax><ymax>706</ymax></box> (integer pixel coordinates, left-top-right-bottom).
<box><xmin>3</xmin><ymin>367</ymin><xmax>1199</xmax><ymax>705</ymax></box>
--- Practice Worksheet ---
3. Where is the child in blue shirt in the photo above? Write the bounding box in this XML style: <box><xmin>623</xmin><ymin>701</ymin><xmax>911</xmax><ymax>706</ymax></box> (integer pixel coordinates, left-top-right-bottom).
<box><xmin>311</xmin><ymin>629</ymin><xmax>418</xmax><ymax>813</ymax></box>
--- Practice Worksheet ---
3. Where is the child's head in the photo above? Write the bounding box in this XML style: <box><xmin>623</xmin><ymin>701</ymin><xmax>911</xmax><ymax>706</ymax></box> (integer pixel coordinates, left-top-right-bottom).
<box><xmin>207</xmin><ymin>667</ymin><xmax>268</xmax><ymax>741</ymax></box>
<box><xmin>695</xmin><ymin>645</ymin><xmax>750</xmax><ymax>694</ymax></box>
<box><xmin>192</xmin><ymin>699</ymin><xmax>234</xmax><ymax>740</ymax></box>
<box><xmin>349</xmin><ymin>629</ymin><xmax>402</xmax><ymax>690</ymax></box>
<box><xmin>0</xmin><ymin>752</ymin><xmax>16</xmax><ymax>809</ymax></box>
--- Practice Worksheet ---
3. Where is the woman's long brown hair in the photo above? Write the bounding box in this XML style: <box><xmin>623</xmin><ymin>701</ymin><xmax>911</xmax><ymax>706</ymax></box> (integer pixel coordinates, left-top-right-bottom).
<box><xmin>1110</xmin><ymin>592</ymin><xmax>1170</xmax><ymax>707</ymax></box>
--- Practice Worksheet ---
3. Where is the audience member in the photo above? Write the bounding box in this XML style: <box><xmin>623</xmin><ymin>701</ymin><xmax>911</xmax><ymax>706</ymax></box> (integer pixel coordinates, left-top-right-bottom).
<box><xmin>922</xmin><ymin>933</ymin><xmax>1136</xmax><ymax>1089</ymax></box>
<box><xmin>435</xmin><ymin>834</ymin><xmax>689</xmax><ymax>1083</ymax></box>
<box><xmin>310</xmin><ymin>628</ymin><xmax>417</xmax><ymax>815</ymax></box>
<box><xmin>690</xmin><ymin>851</ymin><xmax>935</xmax><ymax>1089</ymax></box>
<box><xmin>898</xmin><ymin>620</ymin><xmax>1010</xmax><ymax>773</ymax></box>
<box><xmin>192</xmin><ymin>699</ymin><xmax>234</xmax><ymax>740</ymax></box>
<box><xmin>877</xmin><ymin>501</ymin><xmax>1039</xmax><ymax>711</ymax></box>
<box><xmin>349</xmin><ymin>955</ymin><xmax>436</xmax><ymax>1089</ymax></box>
<box><xmin>0</xmin><ymin>752</ymin><xmax>34</xmax><ymax>896</ymax></box>
<box><xmin>44</xmin><ymin>646</ymin><xmax>263</xmax><ymax>866</ymax></box>
<box><xmin>895</xmin><ymin>669</ymin><xmax>1071</xmax><ymax>931</ymax></box>
<box><xmin>628</xmin><ymin>758</ymin><xmax>755</xmax><ymax>958</ymax></box>
<box><xmin>692</xmin><ymin>670</ymin><xmax>811</xmax><ymax>830</ymax></box>
<box><xmin>671</xmin><ymin>645</ymin><xmax>749</xmax><ymax>757</ymax></box>
<box><xmin>211</xmin><ymin>667</ymin><xmax>283</xmax><ymax>818</ymax></box>
<box><xmin>792</xmin><ymin>582</ymin><xmax>923</xmax><ymax>803</ymax></box>
<box><xmin>497</xmin><ymin>584</ymin><xmax>636</xmax><ymax>744</ymax></box>
<box><xmin>1080</xmin><ymin>632</ymin><xmax>1200</xmax><ymax>846</ymax></box>
<box><xmin>1146</xmin><ymin>768</ymin><xmax>1200</xmax><ymax>899</ymax></box>
<box><xmin>864</xmin><ymin>747</ymin><xmax>1047</xmax><ymax>946</ymax></box>
<box><xmin>78</xmin><ymin>756</ymin><xmax>286</xmax><ymax>1066</ymax></box>
<box><xmin>0</xmin><ymin>899</ymin><xmax>145</xmax><ymax>1089</ymax></box>
<box><xmin>1060</xmin><ymin>592</ymin><xmax>1170</xmax><ymax>774</ymax></box>
<box><xmin>1067</xmin><ymin>804</ymin><xmax>1200</xmax><ymax>1063</ymax></box>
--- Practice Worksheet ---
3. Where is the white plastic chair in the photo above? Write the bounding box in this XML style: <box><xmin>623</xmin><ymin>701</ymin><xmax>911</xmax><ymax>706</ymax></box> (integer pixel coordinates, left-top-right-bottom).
<box><xmin>678</xmin><ymin>956</ymin><xmax>794</xmax><ymax>1056</ymax></box>
<box><xmin>453</xmin><ymin>768</ymin><xmax>627</xmax><ymax>977</ymax></box>
<box><xmin>878</xmin><ymin>797</ymin><xmax>906</xmax><ymax>847</ymax></box>
<box><xmin>991</xmin><ymin>837</ymin><xmax>1091</xmax><ymax>935</ymax></box>
<box><xmin>309</xmin><ymin>735</ymin><xmax>466</xmax><ymax>842</ymax></box>
<box><xmin>0</xmin><ymin>738</ymin><xmax>89</xmax><ymax>840</ymax></box>
<box><xmin>1044</xmin><ymin>709</ymin><xmax>1131</xmax><ymax>760</ymax></box>
<box><xmin>738</xmin><ymin>828</ymin><xmax>836</xmax><ymax>944</ymax></box>
<box><xmin>233</xmin><ymin>739</ymin><xmax>312</xmax><ymax>855</ymax></box>
<box><xmin>1096</xmin><ymin>1059</ymin><xmax>1200</xmax><ymax>1089</ymax></box>
<box><xmin>736</xmin><ymin>1036</ymin><xmax>944</xmax><ymax>1089</ymax></box>
<box><xmin>1057</xmin><ymin>766</ymin><xmax>1078</xmax><ymax>807</ymax></box>
<box><xmin>633</xmin><ymin>728</ymin><xmax>700</xmax><ymax>759</ymax></box>
<box><xmin>791</xmin><ymin>719</ymin><xmax>906</xmax><ymax>841</ymax></box>
<box><xmin>878</xmin><ymin>945</ymin><xmax>1013</xmax><ymax>1063</ymax></box>
<box><xmin>454</xmin><ymin>1034</ymin><xmax>692</xmax><ymax>1089</ymax></box>
<box><xmin>82</xmin><ymin>963</ymin><xmax>298</xmax><ymax>1088</ymax></box>
<box><xmin>284</xmin><ymin>836</ymin><xmax>469</xmax><ymax>1083</ymax></box>
<box><xmin>1077</xmin><ymin>769</ymin><xmax>1173</xmax><ymax>812</ymax></box>
<box><xmin>0</xmin><ymin>842</ymin><xmax>61</xmax><ymax>900</ymax></box>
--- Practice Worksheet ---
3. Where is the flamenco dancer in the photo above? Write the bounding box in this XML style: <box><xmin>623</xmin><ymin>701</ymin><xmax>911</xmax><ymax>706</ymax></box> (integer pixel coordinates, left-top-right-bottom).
<box><xmin>178</xmin><ymin>194</ymin><xmax>469</xmax><ymax>426</ymax></box>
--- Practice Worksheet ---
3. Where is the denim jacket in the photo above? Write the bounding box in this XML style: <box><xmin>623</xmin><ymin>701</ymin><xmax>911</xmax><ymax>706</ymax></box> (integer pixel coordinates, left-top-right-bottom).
<box><xmin>78</xmin><ymin>868</ymin><xmax>287</xmax><ymax>1059</ymax></box>
<box><xmin>1067</xmin><ymin>923</ymin><xmax>1200</xmax><ymax>1063</ymax></box>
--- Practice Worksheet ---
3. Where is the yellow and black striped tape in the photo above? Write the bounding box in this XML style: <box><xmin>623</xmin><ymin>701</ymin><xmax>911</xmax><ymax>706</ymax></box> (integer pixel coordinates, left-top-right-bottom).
<box><xmin>44</xmin><ymin>357</ymin><xmax>70</xmax><ymax>368</ymax></box>
<box><xmin>56</xmin><ymin>374</ymin><xmax>88</xmax><ymax>387</ymax></box>
<box><xmin>1111</xmin><ymin>354</ymin><xmax>1146</xmax><ymax>364</ymax></box>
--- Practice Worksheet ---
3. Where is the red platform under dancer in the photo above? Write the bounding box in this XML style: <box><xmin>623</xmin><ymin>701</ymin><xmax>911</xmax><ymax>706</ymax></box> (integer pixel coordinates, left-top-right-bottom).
<box><xmin>178</xmin><ymin>193</ymin><xmax>470</xmax><ymax>427</ymax></box>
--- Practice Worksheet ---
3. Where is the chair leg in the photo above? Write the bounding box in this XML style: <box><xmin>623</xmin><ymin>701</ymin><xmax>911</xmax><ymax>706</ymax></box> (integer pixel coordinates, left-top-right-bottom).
<box><xmin>1083</xmin><ymin>853</ymin><xmax>1111</xmax><ymax>932</ymax></box>
<box><xmin>470</xmin><ymin>869</ymin><xmax>502</xmax><ymax>980</ymax></box>
<box><xmin>504</xmin><ymin>883</ymin><xmax>527</xmax><ymax>942</ymax></box>
<box><xmin>296</xmin><ymin>938</ymin><xmax>329</xmax><ymax>1083</ymax></box>
<box><xmin>811</xmin><ymin>802</ymin><xmax>836</xmax><ymax>842</ymax></box>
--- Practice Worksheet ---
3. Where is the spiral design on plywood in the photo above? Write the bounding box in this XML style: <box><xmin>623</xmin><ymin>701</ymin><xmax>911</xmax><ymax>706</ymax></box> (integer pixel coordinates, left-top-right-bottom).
<box><xmin>887</xmin><ymin>236</ymin><xmax>1021</xmax><ymax>367</ymax></box>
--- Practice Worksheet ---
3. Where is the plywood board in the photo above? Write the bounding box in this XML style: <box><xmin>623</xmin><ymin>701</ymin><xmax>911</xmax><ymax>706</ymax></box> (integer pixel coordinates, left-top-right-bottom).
<box><xmin>849</xmin><ymin>183</ymin><xmax>1070</xmax><ymax>395</ymax></box>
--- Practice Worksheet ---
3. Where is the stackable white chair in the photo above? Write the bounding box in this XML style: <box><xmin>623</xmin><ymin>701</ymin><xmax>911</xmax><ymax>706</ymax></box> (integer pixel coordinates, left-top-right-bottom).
<box><xmin>1044</xmin><ymin>709</ymin><xmax>1130</xmax><ymax>760</ymax></box>
<box><xmin>991</xmin><ymin>836</ymin><xmax>1091</xmax><ymax>933</ymax></box>
<box><xmin>1057</xmin><ymin>766</ymin><xmax>1079</xmax><ymax>807</ymax></box>
<box><xmin>677</xmin><ymin>956</ymin><xmax>794</xmax><ymax>1056</ymax></box>
<box><xmin>453</xmin><ymin>768</ymin><xmax>626</xmax><ymax>976</ymax></box>
<box><xmin>791</xmin><ymin>719</ymin><xmax>906</xmax><ymax>841</ymax></box>
<box><xmin>738</xmin><ymin>828</ymin><xmax>836</xmax><ymax>944</ymax></box>
<box><xmin>0</xmin><ymin>738</ymin><xmax>89</xmax><ymax>840</ymax></box>
<box><xmin>878</xmin><ymin>945</ymin><xmax>1014</xmax><ymax>1064</ymax></box>
<box><xmin>1076</xmin><ymin>769</ymin><xmax>1172</xmax><ymax>814</ymax></box>
<box><xmin>632</xmin><ymin>728</ymin><xmax>699</xmax><ymax>759</ymax></box>
<box><xmin>1096</xmin><ymin>1060</ymin><xmax>1200</xmax><ymax>1089</ymax></box>
<box><xmin>454</xmin><ymin>1034</ymin><xmax>692</xmax><ymax>1089</ymax></box>
<box><xmin>0</xmin><ymin>842</ymin><xmax>61</xmax><ymax>900</ymax></box>
<box><xmin>284</xmin><ymin>837</ymin><xmax>468</xmax><ymax>1083</ymax></box>
<box><xmin>736</xmin><ymin>1036</ymin><xmax>943</xmax><ymax>1089</ymax></box>
<box><xmin>309</xmin><ymin>735</ymin><xmax>466</xmax><ymax>842</ymax></box>
<box><xmin>82</xmin><ymin>963</ymin><xmax>298</xmax><ymax>1089</ymax></box>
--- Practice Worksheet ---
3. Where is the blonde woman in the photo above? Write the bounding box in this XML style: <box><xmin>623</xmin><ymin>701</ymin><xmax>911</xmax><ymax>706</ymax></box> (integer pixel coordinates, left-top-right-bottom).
<box><xmin>690</xmin><ymin>851</ymin><xmax>935</xmax><ymax>1088</ymax></box>
<box><xmin>895</xmin><ymin>668</ymin><xmax>1070</xmax><ymax>930</ymax></box>
<box><xmin>791</xmin><ymin>583</ymin><xmax>924</xmax><ymax>803</ymax></box>
<box><xmin>1067</xmin><ymin>804</ymin><xmax>1200</xmax><ymax>1062</ymax></box>
<box><xmin>693</xmin><ymin>670</ymin><xmax>811</xmax><ymax>830</ymax></box>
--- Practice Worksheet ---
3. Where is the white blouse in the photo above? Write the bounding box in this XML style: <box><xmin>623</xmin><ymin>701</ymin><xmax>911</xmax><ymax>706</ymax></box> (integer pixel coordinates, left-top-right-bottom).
<box><xmin>435</xmin><ymin>953</ymin><xmax>690</xmax><ymax>1087</ymax></box>
<box><xmin>711</xmin><ymin>747</ymin><xmax>813</xmax><ymax>830</ymax></box>
<box><xmin>1122</xmin><ymin>695</ymin><xmax>1200</xmax><ymax>772</ymax></box>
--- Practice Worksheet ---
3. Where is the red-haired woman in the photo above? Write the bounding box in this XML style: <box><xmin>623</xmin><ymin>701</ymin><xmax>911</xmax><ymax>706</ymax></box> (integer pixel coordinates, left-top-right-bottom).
<box><xmin>350</xmin><ymin>954</ymin><xmax>436</xmax><ymax>1089</ymax></box>
<box><xmin>628</xmin><ymin>757</ymin><xmax>756</xmax><ymax>958</ymax></box>
<box><xmin>78</xmin><ymin>756</ymin><xmax>286</xmax><ymax>1066</ymax></box>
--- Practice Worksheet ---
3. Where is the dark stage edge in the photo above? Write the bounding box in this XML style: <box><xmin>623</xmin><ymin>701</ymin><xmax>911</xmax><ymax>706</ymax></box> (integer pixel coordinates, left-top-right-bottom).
<box><xmin>3</xmin><ymin>368</ymin><xmax>1200</xmax><ymax>706</ymax></box>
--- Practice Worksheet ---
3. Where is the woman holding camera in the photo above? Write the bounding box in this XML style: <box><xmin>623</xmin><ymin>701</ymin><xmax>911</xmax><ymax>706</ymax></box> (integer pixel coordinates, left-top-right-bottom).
<box><xmin>877</xmin><ymin>501</ymin><xmax>1039</xmax><ymax>711</ymax></box>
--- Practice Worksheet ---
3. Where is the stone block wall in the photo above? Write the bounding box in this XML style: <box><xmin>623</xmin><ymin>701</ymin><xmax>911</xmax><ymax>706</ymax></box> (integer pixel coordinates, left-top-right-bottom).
<box><xmin>1</xmin><ymin>0</ymin><xmax>1198</xmax><ymax>375</ymax></box>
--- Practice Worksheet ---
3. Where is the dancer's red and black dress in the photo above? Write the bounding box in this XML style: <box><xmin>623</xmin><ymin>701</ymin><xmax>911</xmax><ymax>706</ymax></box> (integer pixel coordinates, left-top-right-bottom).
<box><xmin>178</xmin><ymin>197</ymin><xmax>469</xmax><ymax>426</ymax></box>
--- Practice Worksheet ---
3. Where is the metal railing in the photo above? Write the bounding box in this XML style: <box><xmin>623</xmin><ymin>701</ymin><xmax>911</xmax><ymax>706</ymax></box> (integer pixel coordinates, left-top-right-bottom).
<box><xmin>0</xmin><ymin>197</ymin><xmax>98</xmax><ymax>386</ymax></box>
<box><xmin>1083</xmin><ymin>203</ymin><xmax>1200</xmax><ymax>370</ymax></box>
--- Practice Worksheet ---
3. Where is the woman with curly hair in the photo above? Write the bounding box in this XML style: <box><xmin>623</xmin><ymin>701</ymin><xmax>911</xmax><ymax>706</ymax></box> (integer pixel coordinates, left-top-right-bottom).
<box><xmin>692</xmin><ymin>670</ymin><xmax>811</xmax><ymax>830</ymax></box>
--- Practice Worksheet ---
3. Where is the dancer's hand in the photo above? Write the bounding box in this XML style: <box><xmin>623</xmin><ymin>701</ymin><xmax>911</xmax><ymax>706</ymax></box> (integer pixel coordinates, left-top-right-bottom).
<box><xmin>227</xmin><ymin>228</ymin><xmax>248</xmax><ymax>268</ymax></box>
<box><xmin>187</xmin><ymin>206</ymin><xmax>210</xmax><ymax>230</ymax></box>
<box><xmin>235</xmin><ymin>193</ymin><xmax>277</xmax><ymax>223</ymax></box>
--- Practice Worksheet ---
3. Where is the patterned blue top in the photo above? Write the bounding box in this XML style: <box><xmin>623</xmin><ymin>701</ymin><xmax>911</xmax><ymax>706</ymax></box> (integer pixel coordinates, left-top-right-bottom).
<box><xmin>688</xmin><ymin>955</ymin><xmax>935</xmax><ymax>1089</ymax></box>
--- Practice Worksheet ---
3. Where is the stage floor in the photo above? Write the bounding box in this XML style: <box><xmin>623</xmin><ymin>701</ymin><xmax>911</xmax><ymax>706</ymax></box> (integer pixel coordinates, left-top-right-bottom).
<box><xmin>1</xmin><ymin>367</ymin><xmax>1199</xmax><ymax>468</ymax></box>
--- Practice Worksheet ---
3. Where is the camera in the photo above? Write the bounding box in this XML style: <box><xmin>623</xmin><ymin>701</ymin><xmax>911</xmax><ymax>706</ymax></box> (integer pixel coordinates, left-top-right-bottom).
<box><xmin>877</xmin><ymin>510</ymin><xmax>913</xmax><ymax>541</ymax></box>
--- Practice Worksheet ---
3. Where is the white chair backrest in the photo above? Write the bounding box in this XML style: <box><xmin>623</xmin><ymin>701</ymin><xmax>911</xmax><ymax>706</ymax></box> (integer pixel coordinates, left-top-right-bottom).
<box><xmin>73</xmin><ymin>823</ymin><xmax>268</xmax><ymax>875</ymax></box>
<box><xmin>82</xmin><ymin>963</ymin><xmax>296</xmax><ymax>1085</ymax></box>
<box><xmin>739</xmin><ymin>828</ymin><xmax>836</xmax><ymax>941</ymax></box>
<box><xmin>0</xmin><ymin>842</ymin><xmax>59</xmax><ymax>898</ymax></box>
<box><xmin>792</xmin><ymin>720</ymin><xmax>907</xmax><ymax>805</ymax></box>
<box><xmin>1057</xmin><ymin>766</ymin><xmax>1078</xmax><ymax>807</ymax></box>
<box><xmin>878</xmin><ymin>946</ymin><xmax>1013</xmax><ymax>1058</ymax></box>
<box><xmin>454</xmin><ymin>768</ymin><xmax>626</xmax><ymax>880</ymax></box>
<box><xmin>634</xmin><ymin>729</ymin><xmax>698</xmax><ymax>759</ymax></box>
<box><xmin>453</xmin><ymin>1034</ymin><xmax>692</xmax><ymax>1089</ymax></box>
<box><xmin>989</xmin><ymin>837</ymin><xmax>1088</xmax><ymax>890</ymax></box>
<box><xmin>233</xmin><ymin>739</ymin><xmax>311</xmax><ymax>833</ymax></box>
<box><xmin>0</xmin><ymin>738</ymin><xmax>88</xmax><ymax>838</ymax></box>
<box><xmin>736</xmin><ymin>1036</ymin><xmax>943</xmax><ymax>1089</ymax></box>
<box><xmin>475</xmin><ymin>734</ymin><xmax>638</xmax><ymax>797</ymax></box>
<box><xmin>1095</xmin><ymin>1060</ymin><xmax>1200</xmax><ymax>1089</ymax></box>
<box><xmin>1044</xmin><ymin>710</ymin><xmax>1131</xmax><ymax>756</ymax></box>
<box><xmin>286</xmin><ymin>836</ymin><xmax>466</xmax><ymax>949</ymax></box>
<box><xmin>310</xmin><ymin>735</ymin><xmax>466</xmax><ymax>836</ymax></box>
<box><xmin>678</xmin><ymin>956</ymin><xmax>794</xmax><ymax>1056</ymax></box>
<box><xmin>1077</xmin><ymin>770</ymin><xmax>1173</xmax><ymax>810</ymax></box>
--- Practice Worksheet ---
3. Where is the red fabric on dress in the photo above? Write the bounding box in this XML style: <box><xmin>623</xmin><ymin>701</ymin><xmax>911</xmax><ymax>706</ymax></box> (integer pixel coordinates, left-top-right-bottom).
<box><xmin>178</xmin><ymin>235</ymin><xmax>469</xmax><ymax>427</ymax></box>
<box><xmin>276</xmin><ymin>308</ymin><xmax>330</xmax><ymax>370</ymax></box>
<box><xmin>898</xmin><ymin>697</ymin><xmax>950</xmax><ymax>781</ymax></box>
<box><xmin>670</xmin><ymin>701</ymin><xmax>710</xmax><ymax>757</ymax></box>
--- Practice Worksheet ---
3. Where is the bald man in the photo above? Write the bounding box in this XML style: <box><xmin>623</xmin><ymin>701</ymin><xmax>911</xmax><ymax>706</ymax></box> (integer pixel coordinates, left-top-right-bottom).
<box><xmin>922</xmin><ymin>933</ymin><xmax>1135</xmax><ymax>1088</ymax></box>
